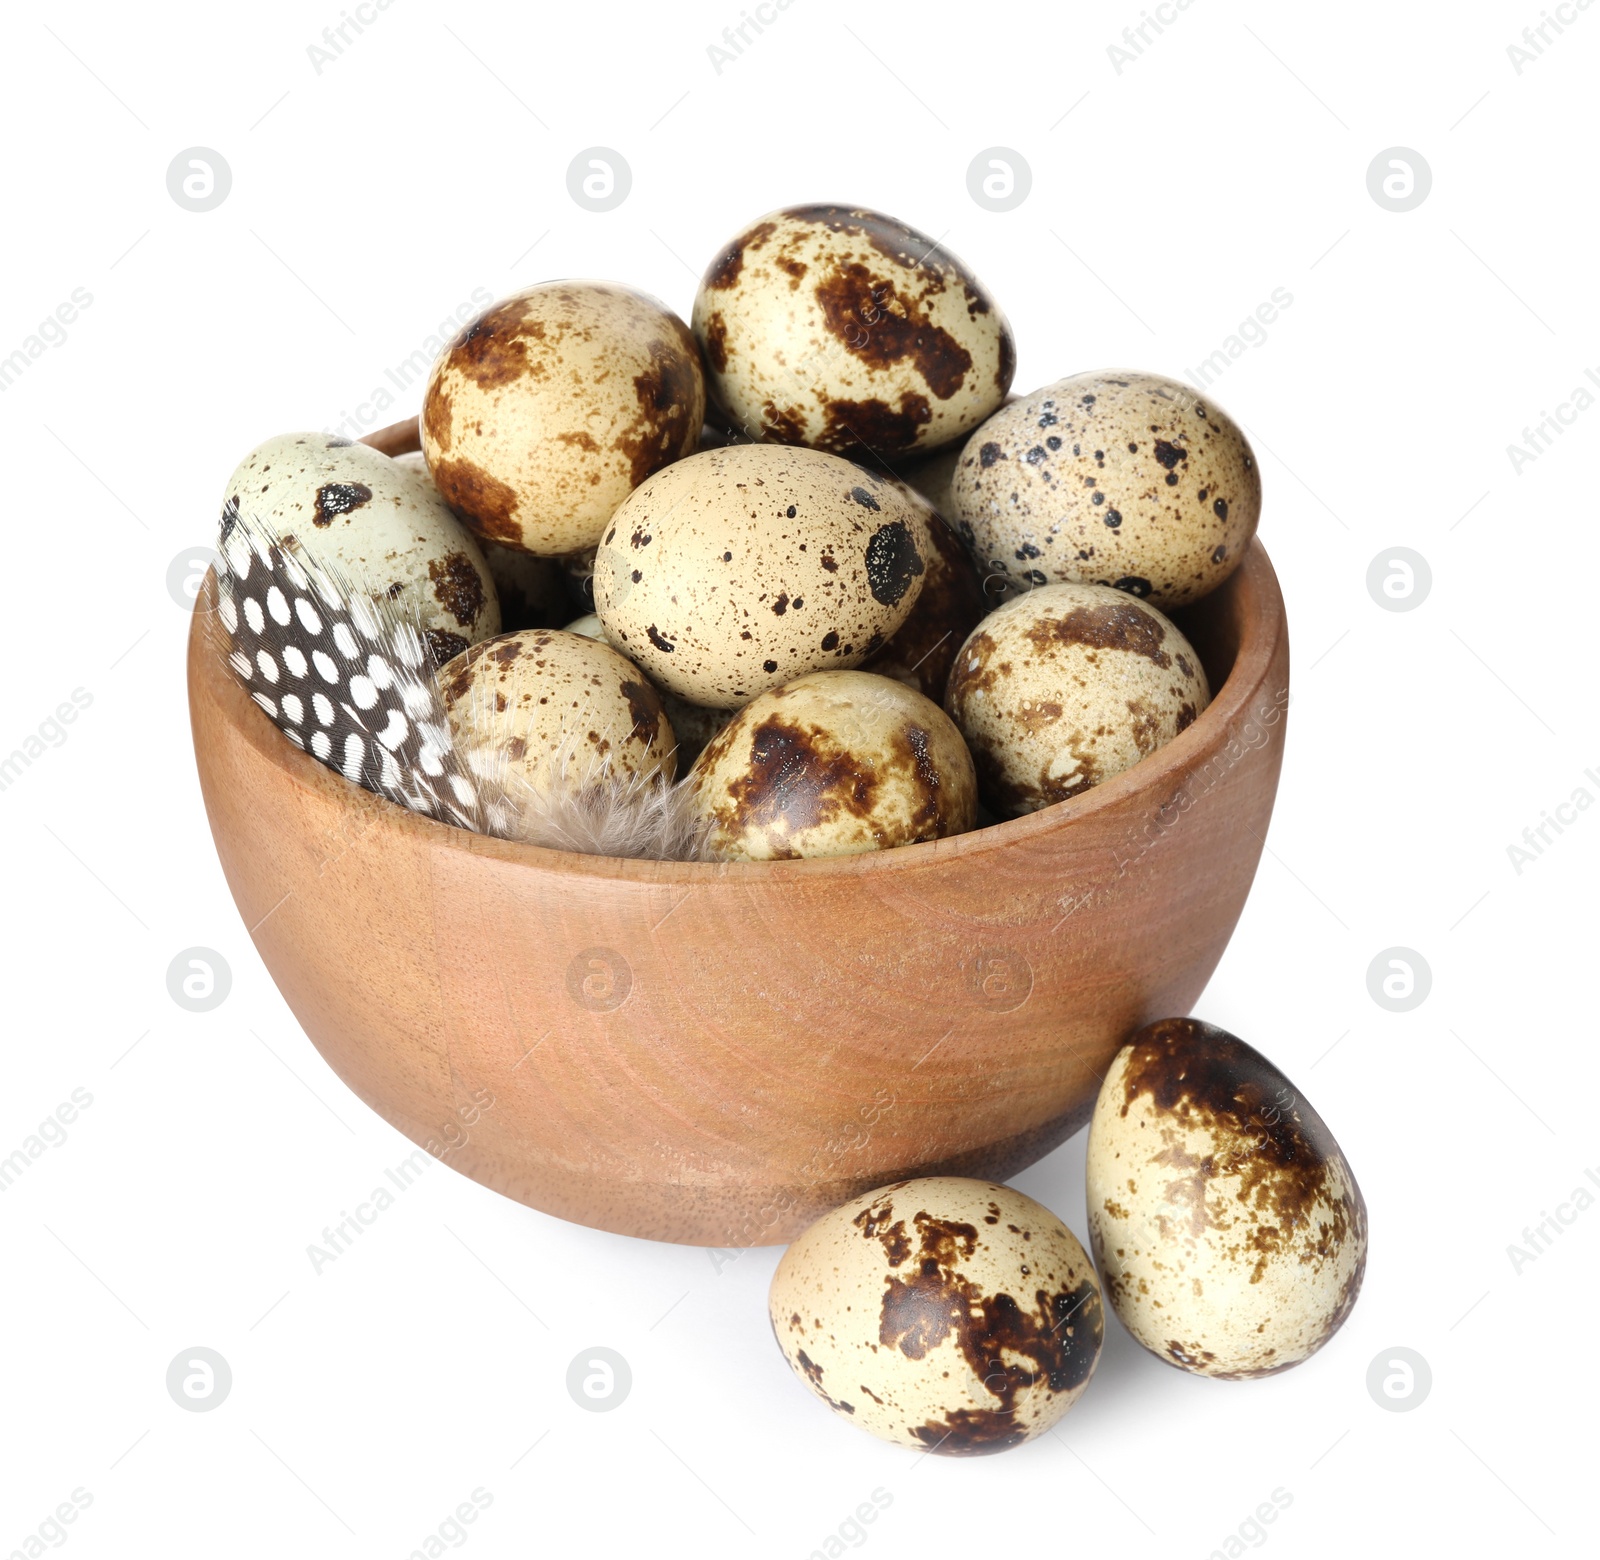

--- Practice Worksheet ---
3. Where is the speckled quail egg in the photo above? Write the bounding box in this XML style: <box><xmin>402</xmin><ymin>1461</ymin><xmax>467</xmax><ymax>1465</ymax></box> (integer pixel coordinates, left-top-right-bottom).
<box><xmin>945</xmin><ymin>582</ymin><xmax>1209</xmax><ymax>817</ymax></box>
<box><xmin>221</xmin><ymin>433</ymin><xmax>499</xmax><ymax>668</ymax></box>
<box><xmin>693</xmin><ymin>205</ymin><xmax>1015</xmax><ymax>460</ymax></box>
<box><xmin>565</xmin><ymin>613</ymin><xmax>732</xmax><ymax>767</ymax></box>
<box><xmin>951</xmin><ymin>371</ymin><xmax>1261</xmax><ymax>608</ymax></box>
<box><xmin>393</xmin><ymin>449</ymin><xmax>566</xmax><ymax>631</ymax></box>
<box><xmin>691</xmin><ymin>671</ymin><xmax>974</xmax><ymax>860</ymax></box>
<box><xmin>421</xmin><ymin>281</ymin><xmax>705</xmax><ymax>556</ymax></box>
<box><xmin>863</xmin><ymin>485</ymin><xmax>990</xmax><ymax>701</ymax></box>
<box><xmin>440</xmin><ymin>629</ymin><xmax>675</xmax><ymax>792</ymax></box>
<box><xmin>593</xmin><ymin>444</ymin><xmax>927</xmax><ymax>709</ymax></box>
<box><xmin>1086</xmin><ymin>1018</ymin><xmax>1367</xmax><ymax>1379</ymax></box>
<box><xmin>770</xmin><ymin>1177</ymin><xmax>1103</xmax><ymax>1455</ymax></box>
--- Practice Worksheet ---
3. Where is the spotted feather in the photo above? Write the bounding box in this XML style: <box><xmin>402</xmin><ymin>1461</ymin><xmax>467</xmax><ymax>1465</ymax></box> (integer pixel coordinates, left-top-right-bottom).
<box><xmin>213</xmin><ymin>507</ymin><xmax>513</xmax><ymax>835</ymax></box>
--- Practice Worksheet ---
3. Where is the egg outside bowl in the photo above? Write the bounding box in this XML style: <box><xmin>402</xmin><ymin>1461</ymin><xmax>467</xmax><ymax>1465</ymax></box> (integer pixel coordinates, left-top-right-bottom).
<box><xmin>187</xmin><ymin>418</ymin><xmax>1289</xmax><ymax>1247</ymax></box>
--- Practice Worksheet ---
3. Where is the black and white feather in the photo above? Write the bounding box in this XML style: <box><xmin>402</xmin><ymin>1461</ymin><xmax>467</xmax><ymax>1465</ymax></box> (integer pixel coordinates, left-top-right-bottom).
<box><xmin>214</xmin><ymin>508</ymin><xmax>513</xmax><ymax>835</ymax></box>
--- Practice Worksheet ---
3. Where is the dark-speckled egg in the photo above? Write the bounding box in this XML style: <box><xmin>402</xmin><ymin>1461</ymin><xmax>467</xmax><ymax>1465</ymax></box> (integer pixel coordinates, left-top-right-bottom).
<box><xmin>692</xmin><ymin>205</ymin><xmax>1015</xmax><ymax>460</ymax></box>
<box><xmin>440</xmin><ymin>628</ymin><xmax>675</xmax><ymax>793</ymax></box>
<box><xmin>593</xmin><ymin>444</ymin><xmax>928</xmax><ymax>709</ymax></box>
<box><xmin>770</xmin><ymin>1177</ymin><xmax>1103</xmax><ymax>1455</ymax></box>
<box><xmin>690</xmin><ymin>671</ymin><xmax>975</xmax><ymax>860</ymax></box>
<box><xmin>1086</xmin><ymin>1018</ymin><xmax>1368</xmax><ymax>1379</ymax></box>
<box><xmin>950</xmin><ymin>371</ymin><xmax>1261</xmax><ymax>608</ymax></box>
<box><xmin>945</xmin><ymin>582</ymin><xmax>1209</xmax><ymax>817</ymax></box>
<box><xmin>220</xmin><ymin>433</ymin><xmax>499</xmax><ymax>669</ymax></box>
<box><xmin>421</xmin><ymin>282</ymin><xmax>705</xmax><ymax>557</ymax></box>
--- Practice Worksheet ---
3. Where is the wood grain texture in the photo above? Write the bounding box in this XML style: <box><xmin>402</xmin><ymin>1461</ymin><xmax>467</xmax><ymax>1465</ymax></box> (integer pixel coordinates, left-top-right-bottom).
<box><xmin>189</xmin><ymin>422</ymin><xmax>1289</xmax><ymax>1245</ymax></box>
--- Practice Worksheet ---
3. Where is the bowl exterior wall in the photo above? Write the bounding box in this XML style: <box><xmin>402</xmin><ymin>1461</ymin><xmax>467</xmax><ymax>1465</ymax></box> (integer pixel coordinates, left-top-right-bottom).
<box><xmin>188</xmin><ymin>547</ymin><xmax>1288</xmax><ymax>1244</ymax></box>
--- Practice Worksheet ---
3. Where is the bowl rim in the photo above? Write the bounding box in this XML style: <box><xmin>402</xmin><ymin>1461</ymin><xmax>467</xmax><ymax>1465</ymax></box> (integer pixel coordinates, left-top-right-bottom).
<box><xmin>194</xmin><ymin>481</ymin><xmax>1286</xmax><ymax>889</ymax></box>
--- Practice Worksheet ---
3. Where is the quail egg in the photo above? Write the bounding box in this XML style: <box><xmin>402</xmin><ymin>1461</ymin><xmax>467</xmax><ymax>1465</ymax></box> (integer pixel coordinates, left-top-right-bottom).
<box><xmin>394</xmin><ymin>449</ymin><xmax>565</xmax><ymax>630</ymax></box>
<box><xmin>440</xmin><ymin>629</ymin><xmax>675</xmax><ymax>792</ymax></box>
<box><xmin>770</xmin><ymin>1177</ymin><xmax>1103</xmax><ymax>1454</ymax></box>
<box><xmin>693</xmin><ymin>205</ymin><xmax>1014</xmax><ymax>460</ymax></box>
<box><xmin>221</xmin><ymin>433</ymin><xmax>499</xmax><ymax>668</ymax></box>
<box><xmin>1086</xmin><ymin>1018</ymin><xmax>1367</xmax><ymax>1378</ymax></box>
<box><xmin>690</xmin><ymin>671</ymin><xmax>974</xmax><ymax>860</ymax></box>
<box><xmin>421</xmin><ymin>281</ymin><xmax>705</xmax><ymax>556</ymax></box>
<box><xmin>951</xmin><ymin>371</ymin><xmax>1261</xmax><ymax>608</ymax></box>
<box><xmin>945</xmin><ymin>582</ymin><xmax>1209</xmax><ymax>817</ymax></box>
<box><xmin>593</xmin><ymin>444</ymin><xmax>927</xmax><ymax>709</ymax></box>
<box><xmin>564</xmin><ymin>613</ymin><xmax>731</xmax><ymax>767</ymax></box>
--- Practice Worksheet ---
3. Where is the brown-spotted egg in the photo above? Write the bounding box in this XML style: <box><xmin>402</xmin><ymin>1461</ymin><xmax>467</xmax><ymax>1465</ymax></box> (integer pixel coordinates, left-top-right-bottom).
<box><xmin>945</xmin><ymin>582</ymin><xmax>1209</xmax><ymax>817</ymax></box>
<box><xmin>1086</xmin><ymin>1018</ymin><xmax>1368</xmax><ymax>1379</ymax></box>
<box><xmin>392</xmin><ymin>449</ymin><xmax>566</xmax><ymax>631</ymax></box>
<box><xmin>770</xmin><ymin>1177</ymin><xmax>1103</xmax><ymax>1455</ymax></box>
<box><xmin>690</xmin><ymin>671</ymin><xmax>975</xmax><ymax>860</ymax></box>
<box><xmin>440</xmin><ymin>629</ymin><xmax>675</xmax><ymax>792</ymax></box>
<box><xmin>693</xmin><ymin>205</ymin><xmax>1015</xmax><ymax>460</ymax></box>
<box><xmin>951</xmin><ymin>371</ymin><xmax>1261</xmax><ymax>608</ymax></box>
<box><xmin>592</xmin><ymin>444</ymin><xmax>927</xmax><ymax>709</ymax></box>
<box><xmin>563</xmin><ymin>614</ymin><xmax>733</xmax><ymax>768</ymax></box>
<box><xmin>421</xmin><ymin>281</ymin><xmax>705</xmax><ymax>557</ymax></box>
<box><xmin>221</xmin><ymin>433</ymin><xmax>499</xmax><ymax>668</ymax></box>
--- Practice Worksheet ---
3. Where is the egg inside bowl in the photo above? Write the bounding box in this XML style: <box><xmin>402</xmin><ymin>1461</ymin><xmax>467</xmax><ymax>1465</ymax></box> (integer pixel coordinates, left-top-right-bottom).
<box><xmin>187</xmin><ymin>417</ymin><xmax>1289</xmax><ymax>1246</ymax></box>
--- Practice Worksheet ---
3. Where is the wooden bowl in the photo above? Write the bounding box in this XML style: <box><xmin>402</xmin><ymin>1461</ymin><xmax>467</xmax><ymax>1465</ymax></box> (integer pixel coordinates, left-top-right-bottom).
<box><xmin>189</xmin><ymin>420</ymin><xmax>1289</xmax><ymax>1246</ymax></box>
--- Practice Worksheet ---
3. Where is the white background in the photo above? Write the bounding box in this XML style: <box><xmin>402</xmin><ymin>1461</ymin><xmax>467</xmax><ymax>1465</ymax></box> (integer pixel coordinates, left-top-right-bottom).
<box><xmin>2</xmin><ymin>1</ymin><xmax>1595</xmax><ymax>1555</ymax></box>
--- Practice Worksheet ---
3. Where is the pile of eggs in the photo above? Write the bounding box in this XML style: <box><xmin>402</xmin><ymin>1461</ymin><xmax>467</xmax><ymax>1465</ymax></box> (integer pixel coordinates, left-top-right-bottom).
<box><xmin>212</xmin><ymin>210</ymin><xmax>1363</xmax><ymax>1454</ymax></box>
<box><xmin>770</xmin><ymin>1018</ymin><xmax>1367</xmax><ymax>1455</ymax></box>
<box><xmin>219</xmin><ymin>202</ymin><xmax>1262</xmax><ymax>861</ymax></box>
